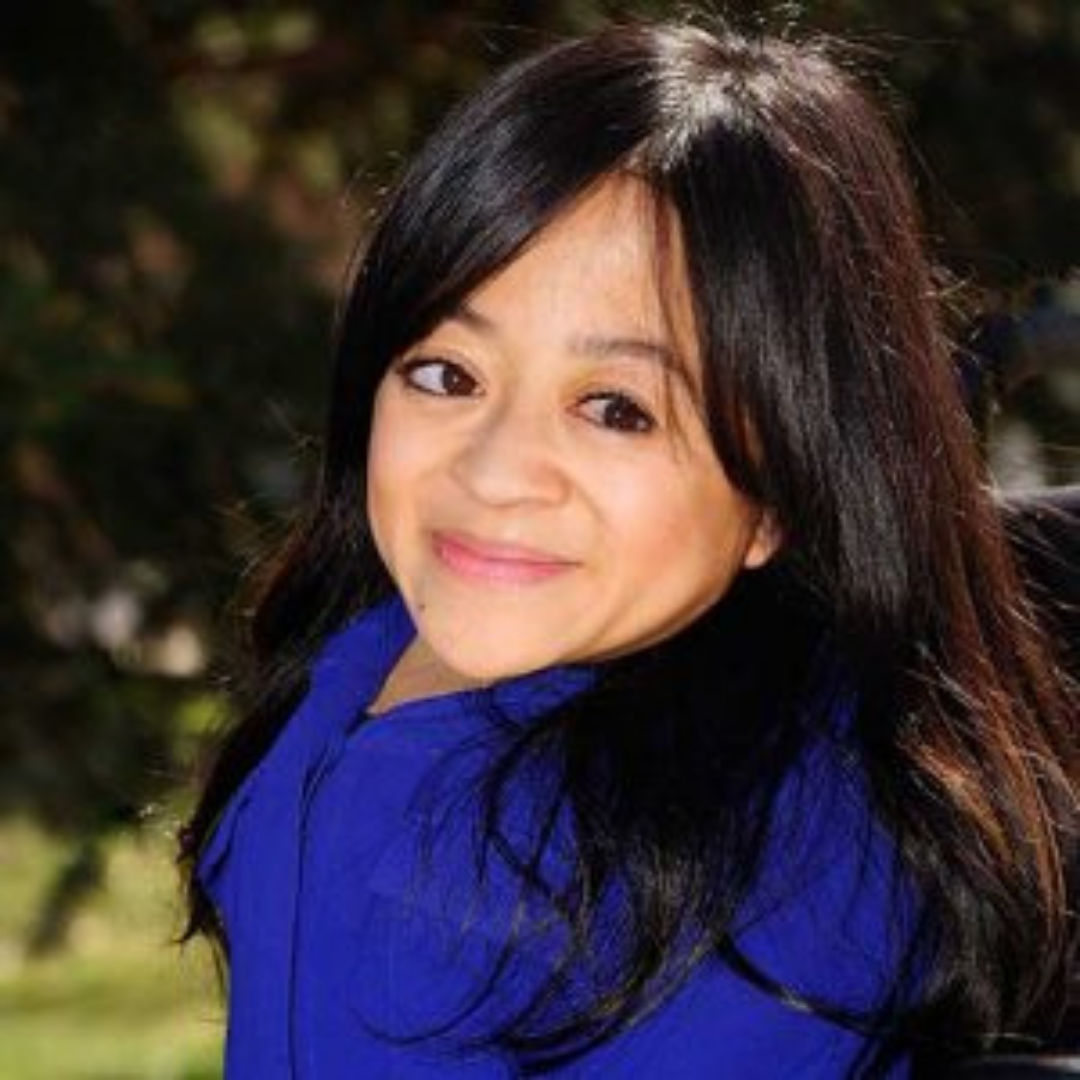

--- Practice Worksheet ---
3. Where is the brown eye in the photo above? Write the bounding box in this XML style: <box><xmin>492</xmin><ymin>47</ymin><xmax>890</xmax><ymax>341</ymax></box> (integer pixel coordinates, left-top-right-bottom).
<box><xmin>577</xmin><ymin>391</ymin><xmax>656</xmax><ymax>434</ymax></box>
<box><xmin>397</xmin><ymin>358</ymin><xmax>479</xmax><ymax>397</ymax></box>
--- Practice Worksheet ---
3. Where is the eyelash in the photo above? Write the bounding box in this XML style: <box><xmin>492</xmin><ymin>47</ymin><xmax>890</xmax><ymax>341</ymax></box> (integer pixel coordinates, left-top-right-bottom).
<box><xmin>393</xmin><ymin>356</ymin><xmax>657</xmax><ymax>435</ymax></box>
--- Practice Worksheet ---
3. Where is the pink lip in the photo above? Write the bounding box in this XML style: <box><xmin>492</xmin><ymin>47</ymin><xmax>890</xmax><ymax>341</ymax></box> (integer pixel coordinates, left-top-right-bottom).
<box><xmin>432</xmin><ymin>530</ymin><xmax>576</xmax><ymax>585</ymax></box>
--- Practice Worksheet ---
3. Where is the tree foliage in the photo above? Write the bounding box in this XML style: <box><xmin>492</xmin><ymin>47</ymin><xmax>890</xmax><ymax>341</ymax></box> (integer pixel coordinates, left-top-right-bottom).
<box><xmin>0</xmin><ymin>0</ymin><xmax>1076</xmax><ymax>942</ymax></box>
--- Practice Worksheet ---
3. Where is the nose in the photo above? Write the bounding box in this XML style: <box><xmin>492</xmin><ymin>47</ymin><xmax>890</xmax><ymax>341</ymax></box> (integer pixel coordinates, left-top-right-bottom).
<box><xmin>449</xmin><ymin>395</ymin><xmax>570</xmax><ymax>508</ymax></box>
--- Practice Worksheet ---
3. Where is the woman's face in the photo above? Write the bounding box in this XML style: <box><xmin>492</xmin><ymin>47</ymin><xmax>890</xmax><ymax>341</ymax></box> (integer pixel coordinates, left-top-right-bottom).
<box><xmin>367</xmin><ymin>176</ymin><xmax>777</xmax><ymax>683</ymax></box>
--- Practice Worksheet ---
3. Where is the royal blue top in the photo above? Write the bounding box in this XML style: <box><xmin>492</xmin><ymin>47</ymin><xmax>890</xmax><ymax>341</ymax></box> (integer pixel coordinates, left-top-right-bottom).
<box><xmin>199</xmin><ymin>593</ymin><xmax>919</xmax><ymax>1078</ymax></box>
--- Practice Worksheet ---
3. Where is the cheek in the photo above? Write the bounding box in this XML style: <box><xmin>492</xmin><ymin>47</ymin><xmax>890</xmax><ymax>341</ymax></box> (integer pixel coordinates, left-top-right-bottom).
<box><xmin>587</xmin><ymin>458</ymin><xmax>706</xmax><ymax>571</ymax></box>
<box><xmin>606</xmin><ymin>457</ymin><xmax>755</xmax><ymax>586</ymax></box>
<box><xmin>367</xmin><ymin>385</ymin><xmax>449</xmax><ymax>489</ymax></box>
<box><xmin>366</xmin><ymin>392</ymin><xmax>414</xmax><ymax>553</ymax></box>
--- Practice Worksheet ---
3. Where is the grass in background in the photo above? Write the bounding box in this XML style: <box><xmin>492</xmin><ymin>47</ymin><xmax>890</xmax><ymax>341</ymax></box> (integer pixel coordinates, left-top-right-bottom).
<box><xmin>0</xmin><ymin>816</ymin><xmax>223</xmax><ymax>1080</ymax></box>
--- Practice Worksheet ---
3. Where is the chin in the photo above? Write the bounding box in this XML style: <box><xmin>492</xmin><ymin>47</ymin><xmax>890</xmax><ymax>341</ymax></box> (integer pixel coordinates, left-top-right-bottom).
<box><xmin>446</xmin><ymin>648</ymin><xmax>546</xmax><ymax>684</ymax></box>
<box><xmin>423</xmin><ymin>627</ymin><xmax>559</xmax><ymax>685</ymax></box>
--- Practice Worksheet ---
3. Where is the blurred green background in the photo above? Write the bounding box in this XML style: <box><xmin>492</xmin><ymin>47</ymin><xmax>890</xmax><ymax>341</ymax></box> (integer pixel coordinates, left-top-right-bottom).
<box><xmin>1</xmin><ymin>1</ymin><xmax>1077</xmax><ymax>1077</ymax></box>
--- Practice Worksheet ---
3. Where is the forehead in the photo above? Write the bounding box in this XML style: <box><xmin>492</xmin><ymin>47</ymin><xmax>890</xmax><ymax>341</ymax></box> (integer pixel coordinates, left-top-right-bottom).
<box><xmin>462</xmin><ymin>174</ymin><xmax>699</xmax><ymax>369</ymax></box>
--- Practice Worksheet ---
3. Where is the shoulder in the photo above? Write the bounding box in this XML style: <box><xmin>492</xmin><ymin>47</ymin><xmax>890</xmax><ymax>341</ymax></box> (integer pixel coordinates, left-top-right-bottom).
<box><xmin>197</xmin><ymin>594</ymin><xmax>412</xmax><ymax>904</ymax></box>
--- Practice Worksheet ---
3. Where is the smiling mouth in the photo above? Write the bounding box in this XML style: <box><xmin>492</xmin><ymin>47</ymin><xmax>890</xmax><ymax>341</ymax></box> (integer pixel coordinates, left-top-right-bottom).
<box><xmin>432</xmin><ymin>530</ymin><xmax>577</xmax><ymax>586</ymax></box>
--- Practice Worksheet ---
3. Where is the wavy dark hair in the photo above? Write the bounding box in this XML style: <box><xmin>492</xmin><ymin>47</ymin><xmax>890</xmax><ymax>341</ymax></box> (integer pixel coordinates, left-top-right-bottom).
<box><xmin>179</xmin><ymin>15</ymin><xmax>1077</xmax><ymax>1077</ymax></box>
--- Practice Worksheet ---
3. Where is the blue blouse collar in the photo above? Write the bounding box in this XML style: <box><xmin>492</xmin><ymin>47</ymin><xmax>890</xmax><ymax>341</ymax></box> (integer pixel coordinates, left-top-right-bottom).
<box><xmin>310</xmin><ymin>590</ymin><xmax>597</xmax><ymax>732</ymax></box>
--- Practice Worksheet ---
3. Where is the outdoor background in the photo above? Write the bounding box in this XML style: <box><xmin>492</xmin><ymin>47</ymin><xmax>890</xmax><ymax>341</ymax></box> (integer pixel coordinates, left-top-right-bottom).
<box><xmin>1</xmin><ymin>1</ymin><xmax>1077</xmax><ymax>1077</ymax></box>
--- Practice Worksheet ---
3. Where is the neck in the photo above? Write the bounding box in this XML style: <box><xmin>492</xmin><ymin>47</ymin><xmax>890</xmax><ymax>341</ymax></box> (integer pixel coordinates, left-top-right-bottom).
<box><xmin>368</xmin><ymin>635</ymin><xmax>488</xmax><ymax>715</ymax></box>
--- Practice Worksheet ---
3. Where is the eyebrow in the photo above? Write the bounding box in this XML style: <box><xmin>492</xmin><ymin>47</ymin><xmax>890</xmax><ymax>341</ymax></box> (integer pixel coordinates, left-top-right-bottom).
<box><xmin>451</xmin><ymin>302</ymin><xmax>685</xmax><ymax>374</ymax></box>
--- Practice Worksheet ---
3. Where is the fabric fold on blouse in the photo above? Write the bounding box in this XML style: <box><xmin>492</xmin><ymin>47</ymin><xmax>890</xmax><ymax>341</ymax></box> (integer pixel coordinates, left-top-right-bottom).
<box><xmin>199</xmin><ymin>593</ymin><xmax>916</xmax><ymax>1079</ymax></box>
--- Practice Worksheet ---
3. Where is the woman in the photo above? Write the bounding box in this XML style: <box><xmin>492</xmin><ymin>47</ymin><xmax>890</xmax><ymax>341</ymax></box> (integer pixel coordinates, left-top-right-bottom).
<box><xmin>180</xmin><ymin>15</ymin><xmax>1077</xmax><ymax>1078</ymax></box>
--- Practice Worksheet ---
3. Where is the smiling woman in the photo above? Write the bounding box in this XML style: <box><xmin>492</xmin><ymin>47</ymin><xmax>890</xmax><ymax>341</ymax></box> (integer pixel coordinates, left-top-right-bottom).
<box><xmin>367</xmin><ymin>177</ymin><xmax>777</xmax><ymax>690</ymax></box>
<box><xmin>179</xmin><ymin>13</ymin><xmax>1077</xmax><ymax>1080</ymax></box>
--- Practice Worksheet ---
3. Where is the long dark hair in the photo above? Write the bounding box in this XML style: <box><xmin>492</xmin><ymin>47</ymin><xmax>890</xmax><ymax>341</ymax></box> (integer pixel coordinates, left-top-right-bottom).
<box><xmin>180</xmin><ymin>15</ymin><xmax>1077</xmax><ymax>1076</ymax></box>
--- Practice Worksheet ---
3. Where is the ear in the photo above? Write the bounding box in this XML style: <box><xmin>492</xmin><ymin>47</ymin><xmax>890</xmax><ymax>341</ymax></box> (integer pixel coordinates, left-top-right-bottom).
<box><xmin>742</xmin><ymin>509</ymin><xmax>782</xmax><ymax>571</ymax></box>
